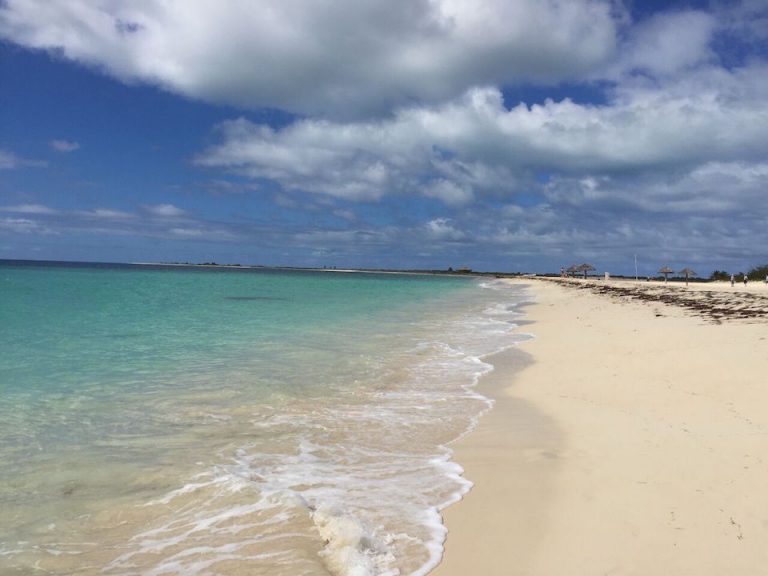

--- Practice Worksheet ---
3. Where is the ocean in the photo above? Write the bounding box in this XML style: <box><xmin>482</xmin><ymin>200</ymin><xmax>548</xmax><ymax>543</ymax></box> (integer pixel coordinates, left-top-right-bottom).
<box><xmin>0</xmin><ymin>261</ymin><xmax>531</xmax><ymax>575</ymax></box>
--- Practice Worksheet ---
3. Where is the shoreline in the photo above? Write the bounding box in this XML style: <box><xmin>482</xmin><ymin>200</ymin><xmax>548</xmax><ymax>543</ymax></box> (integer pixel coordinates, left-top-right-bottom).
<box><xmin>433</xmin><ymin>278</ymin><xmax>768</xmax><ymax>575</ymax></box>
<box><xmin>437</xmin><ymin>345</ymin><xmax>562</xmax><ymax>573</ymax></box>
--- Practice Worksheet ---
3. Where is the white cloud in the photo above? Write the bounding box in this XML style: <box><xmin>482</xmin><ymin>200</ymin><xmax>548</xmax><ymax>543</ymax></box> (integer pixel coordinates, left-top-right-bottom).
<box><xmin>423</xmin><ymin>179</ymin><xmax>474</xmax><ymax>206</ymax></box>
<box><xmin>78</xmin><ymin>208</ymin><xmax>135</xmax><ymax>219</ymax></box>
<box><xmin>196</xmin><ymin>118</ymin><xmax>409</xmax><ymax>201</ymax></box>
<box><xmin>0</xmin><ymin>149</ymin><xmax>46</xmax><ymax>169</ymax></box>
<box><xmin>715</xmin><ymin>0</ymin><xmax>768</xmax><ymax>44</ymax></box>
<box><xmin>0</xmin><ymin>0</ymin><xmax>618</xmax><ymax>118</ymax></box>
<box><xmin>50</xmin><ymin>139</ymin><xmax>80</xmax><ymax>152</ymax></box>
<box><xmin>169</xmin><ymin>227</ymin><xmax>203</xmax><ymax>237</ymax></box>
<box><xmin>0</xmin><ymin>204</ymin><xmax>58</xmax><ymax>214</ymax></box>
<box><xmin>0</xmin><ymin>217</ymin><xmax>56</xmax><ymax>234</ymax></box>
<box><xmin>197</xmin><ymin>69</ymin><xmax>768</xmax><ymax>204</ymax></box>
<box><xmin>142</xmin><ymin>203</ymin><xmax>187</xmax><ymax>217</ymax></box>
<box><xmin>0</xmin><ymin>149</ymin><xmax>20</xmax><ymax>169</ymax></box>
<box><xmin>0</xmin><ymin>204</ymin><xmax>244</xmax><ymax>244</ymax></box>
<box><xmin>613</xmin><ymin>10</ymin><xmax>717</xmax><ymax>77</ymax></box>
<box><xmin>424</xmin><ymin>218</ymin><xmax>465</xmax><ymax>241</ymax></box>
<box><xmin>294</xmin><ymin>228</ymin><xmax>394</xmax><ymax>248</ymax></box>
<box><xmin>544</xmin><ymin>161</ymin><xmax>768</xmax><ymax>215</ymax></box>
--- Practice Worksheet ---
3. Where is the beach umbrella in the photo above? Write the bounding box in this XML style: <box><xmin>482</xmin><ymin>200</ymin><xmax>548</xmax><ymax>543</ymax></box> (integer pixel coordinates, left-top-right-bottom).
<box><xmin>577</xmin><ymin>263</ymin><xmax>596</xmax><ymax>279</ymax></box>
<box><xmin>658</xmin><ymin>266</ymin><xmax>674</xmax><ymax>283</ymax></box>
<box><xmin>679</xmin><ymin>267</ymin><xmax>697</xmax><ymax>286</ymax></box>
<box><xmin>566</xmin><ymin>265</ymin><xmax>579</xmax><ymax>277</ymax></box>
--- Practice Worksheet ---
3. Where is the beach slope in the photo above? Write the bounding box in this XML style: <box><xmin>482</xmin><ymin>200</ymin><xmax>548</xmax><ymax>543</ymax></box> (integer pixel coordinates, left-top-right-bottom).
<box><xmin>434</xmin><ymin>278</ymin><xmax>768</xmax><ymax>575</ymax></box>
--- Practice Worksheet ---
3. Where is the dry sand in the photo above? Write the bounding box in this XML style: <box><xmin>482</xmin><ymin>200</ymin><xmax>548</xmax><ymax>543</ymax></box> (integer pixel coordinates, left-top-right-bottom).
<box><xmin>433</xmin><ymin>278</ymin><xmax>768</xmax><ymax>575</ymax></box>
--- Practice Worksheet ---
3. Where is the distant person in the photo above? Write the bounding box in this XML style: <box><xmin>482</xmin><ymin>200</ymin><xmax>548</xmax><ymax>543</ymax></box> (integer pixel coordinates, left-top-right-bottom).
<box><xmin>730</xmin><ymin>274</ymin><xmax>735</xmax><ymax>287</ymax></box>
<box><xmin>744</xmin><ymin>274</ymin><xmax>748</xmax><ymax>286</ymax></box>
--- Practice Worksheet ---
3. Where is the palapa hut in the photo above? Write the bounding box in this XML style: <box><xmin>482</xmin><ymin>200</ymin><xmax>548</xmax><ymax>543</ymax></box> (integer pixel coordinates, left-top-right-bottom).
<box><xmin>659</xmin><ymin>266</ymin><xmax>674</xmax><ymax>283</ymax></box>
<box><xmin>679</xmin><ymin>267</ymin><xmax>696</xmax><ymax>286</ymax></box>
<box><xmin>576</xmin><ymin>263</ymin><xmax>596</xmax><ymax>279</ymax></box>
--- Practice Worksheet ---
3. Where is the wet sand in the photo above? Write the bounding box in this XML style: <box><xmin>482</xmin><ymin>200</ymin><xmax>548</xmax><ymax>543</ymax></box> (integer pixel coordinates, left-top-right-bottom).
<box><xmin>434</xmin><ymin>277</ymin><xmax>768</xmax><ymax>575</ymax></box>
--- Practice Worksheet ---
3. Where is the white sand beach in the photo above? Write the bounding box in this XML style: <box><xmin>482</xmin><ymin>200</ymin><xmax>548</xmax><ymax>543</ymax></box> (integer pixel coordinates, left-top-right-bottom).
<box><xmin>434</xmin><ymin>277</ymin><xmax>768</xmax><ymax>575</ymax></box>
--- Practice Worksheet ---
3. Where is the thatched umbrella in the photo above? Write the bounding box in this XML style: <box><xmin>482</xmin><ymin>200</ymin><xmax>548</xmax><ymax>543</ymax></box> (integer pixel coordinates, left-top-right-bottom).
<box><xmin>577</xmin><ymin>263</ymin><xmax>596</xmax><ymax>279</ymax></box>
<box><xmin>566</xmin><ymin>264</ymin><xmax>580</xmax><ymax>277</ymax></box>
<box><xmin>659</xmin><ymin>266</ymin><xmax>674</xmax><ymax>283</ymax></box>
<box><xmin>679</xmin><ymin>267</ymin><xmax>696</xmax><ymax>286</ymax></box>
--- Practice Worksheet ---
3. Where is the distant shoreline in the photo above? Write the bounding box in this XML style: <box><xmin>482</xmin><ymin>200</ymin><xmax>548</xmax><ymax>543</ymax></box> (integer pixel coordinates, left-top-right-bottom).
<box><xmin>1</xmin><ymin>258</ymin><xmax>493</xmax><ymax>278</ymax></box>
<box><xmin>3</xmin><ymin>258</ymin><xmax>765</xmax><ymax>286</ymax></box>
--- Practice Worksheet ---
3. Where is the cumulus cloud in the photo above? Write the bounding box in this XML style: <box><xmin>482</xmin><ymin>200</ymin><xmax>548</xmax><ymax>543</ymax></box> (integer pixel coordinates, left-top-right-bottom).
<box><xmin>544</xmin><ymin>161</ymin><xmax>768</xmax><ymax>216</ymax></box>
<box><xmin>423</xmin><ymin>179</ymin><xmax>474</xmax><ymax>206</ymax></box>
<box><xmin>424</xmin><ymin>218</ymin><xmax>466</xmax><ymax>241</ymax></box>
<box><xmin>197</xmin><ymin>70</ymin><xmax>768</xmax><ymax>204</ymax></box>
<box><xmin>50</xmin><ymin>139</ymin><xmax>80</xmax><ymax>152</ymax></box>
<box><xmin>613</xmin><ymin>10</ymin><xmax>717</xmax><ymax>78</ymax></box>
<box><xmin>715</xmin><ymin>0</ymin><xmax>768</xmax><ymax>44</ymax></box>
<box><xmin>192</xmin><ymin>58</ymin><xmax>768</xmax><ymax>269</ymax></box>
<box><xmin>0</xmin><ymin>0</ymin><xmax>618</xmax><ymax>118</ymax></box>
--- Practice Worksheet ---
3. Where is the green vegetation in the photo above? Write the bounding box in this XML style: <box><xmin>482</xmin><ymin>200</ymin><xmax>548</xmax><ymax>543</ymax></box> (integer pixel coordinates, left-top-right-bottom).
<box><xmin>747</xmin><ymin>264</ymin><xmax>768</xmax><ymax>281</ymax></box>
<box><xmin>708</xmin><ymin>265</ymin><xmax>767</xmax><ymax>282</ymax></box>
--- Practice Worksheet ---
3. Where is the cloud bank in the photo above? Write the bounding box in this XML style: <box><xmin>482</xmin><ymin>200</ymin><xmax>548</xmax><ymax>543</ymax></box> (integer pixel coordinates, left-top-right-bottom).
<box><xmin>196</xmin><ymin>70</ymin><xmax>768</xmax><ymax>203</ymax></box>
<box><xmin>0</xmin><ymin>0</ymin><xmax>618</xmax><ymax>118</ymax></box>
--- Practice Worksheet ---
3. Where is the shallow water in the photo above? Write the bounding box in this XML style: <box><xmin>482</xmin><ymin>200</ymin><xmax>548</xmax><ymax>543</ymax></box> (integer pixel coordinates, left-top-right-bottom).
<box><xmin>0</xmin><ymin>262</ymin><xmax>531</xmax><ymax>575</ymax></box>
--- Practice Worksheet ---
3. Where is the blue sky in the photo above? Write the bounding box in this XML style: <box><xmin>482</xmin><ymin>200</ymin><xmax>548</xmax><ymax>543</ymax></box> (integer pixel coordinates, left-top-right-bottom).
<box><xmin>1</xmin><ymin>0</ymin><xmax>767</xmax><ymax>274</ymax></box>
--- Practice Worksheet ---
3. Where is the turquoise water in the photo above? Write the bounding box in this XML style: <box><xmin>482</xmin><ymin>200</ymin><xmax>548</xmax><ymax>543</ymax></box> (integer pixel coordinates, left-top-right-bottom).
<box><xmin>0</xmin><ymin>261</ymin><xmax>531</xmax><ymax>575</ymax></box>
<box><xmin>3</xmin><ymin>264</ymin><xmax>462</xmax><ymax>393</ymax></box>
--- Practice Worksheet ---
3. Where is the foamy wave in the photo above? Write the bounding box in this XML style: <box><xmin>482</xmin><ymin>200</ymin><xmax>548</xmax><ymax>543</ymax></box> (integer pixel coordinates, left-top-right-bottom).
<box><xmin>312</xmin><ymin>505</ymin><xmax>397</xmax><ymax>576</ymax></box>
<box><xmin>101</xmin><ymin>281</ymin><xmax>533</xmax><ymax>576</ymax></box>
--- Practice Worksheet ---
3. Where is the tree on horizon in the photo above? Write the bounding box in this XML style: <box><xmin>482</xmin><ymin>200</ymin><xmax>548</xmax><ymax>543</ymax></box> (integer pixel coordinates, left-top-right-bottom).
<box><xmin>747</xmin><ymin>264</ymin><xmax>768</xmax><ymax>281</ymax></box>
<box><xmin>710</xmin><ymin>270</ymin><xmax>729</xmax><ymax>281</ymax></box>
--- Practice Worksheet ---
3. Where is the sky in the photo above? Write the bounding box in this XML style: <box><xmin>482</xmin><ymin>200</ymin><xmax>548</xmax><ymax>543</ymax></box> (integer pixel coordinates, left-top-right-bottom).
<box><xmin>1</xmin><ymin>0</ymin><xmax>767</xmax><ymax>274</ymax></box>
